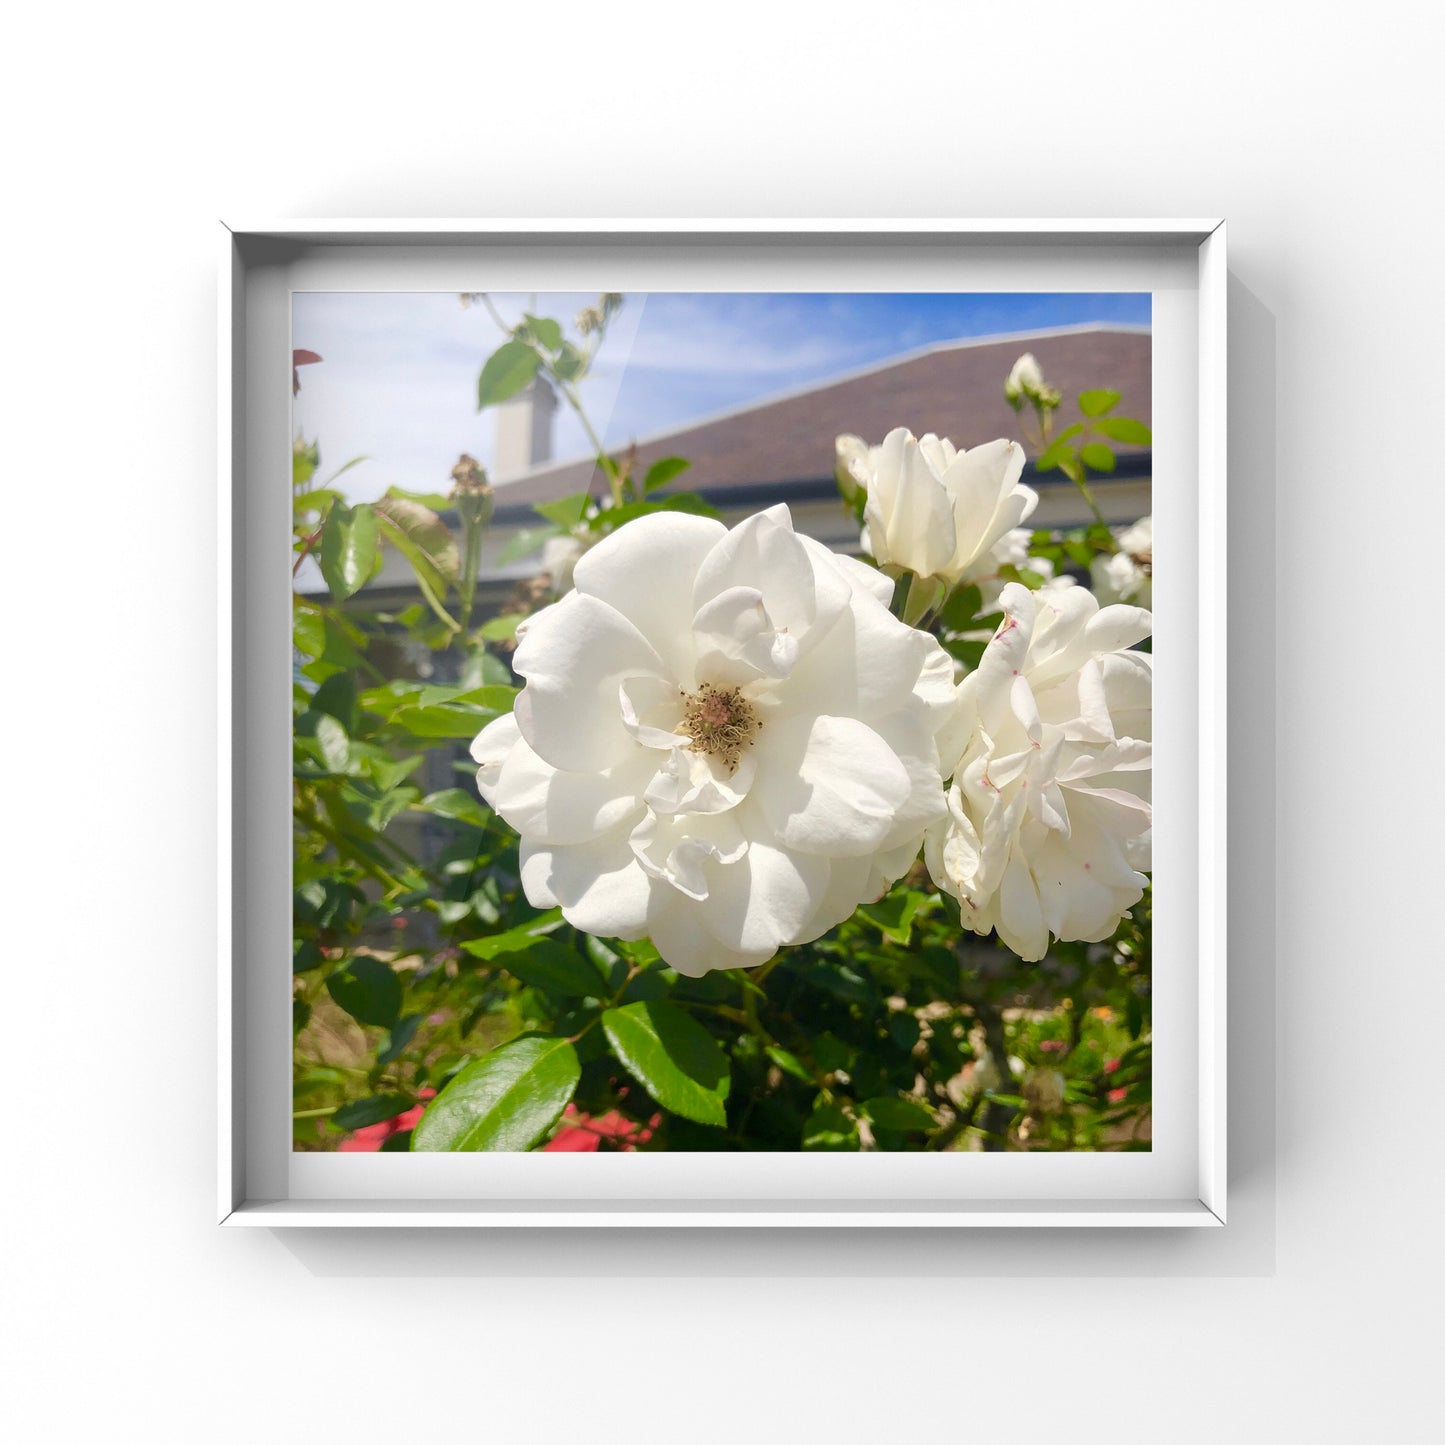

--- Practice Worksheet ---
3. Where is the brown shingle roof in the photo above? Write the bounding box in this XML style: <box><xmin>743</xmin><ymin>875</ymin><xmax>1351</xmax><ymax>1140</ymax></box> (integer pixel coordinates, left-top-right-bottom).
<box><xmin>495</xmin><ymin>326</ymin><xmax>1151</xmax><ymax>508</ymax></box>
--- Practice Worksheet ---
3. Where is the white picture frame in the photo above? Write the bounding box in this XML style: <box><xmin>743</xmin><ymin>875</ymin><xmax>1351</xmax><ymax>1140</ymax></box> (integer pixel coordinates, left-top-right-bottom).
<box><xmin>220</xmin><ymin>218</ymin><xmax>1227</xmax><ymax>1228</ymax></box>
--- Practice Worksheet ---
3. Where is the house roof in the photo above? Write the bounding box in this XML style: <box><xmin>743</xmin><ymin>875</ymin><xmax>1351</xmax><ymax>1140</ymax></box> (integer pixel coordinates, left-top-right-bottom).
<box><xmin>493</xmin><ymin>324</ymin><xmax>1151</xmax><ymax>512</ymax></box>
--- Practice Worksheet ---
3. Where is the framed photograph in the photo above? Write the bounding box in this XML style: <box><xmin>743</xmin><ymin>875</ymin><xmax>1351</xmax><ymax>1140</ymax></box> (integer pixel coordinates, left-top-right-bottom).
<box><xmin>220</xmin><ymin>219</ymin><xmax>1226</xmax><ymax>1227</ymax></box>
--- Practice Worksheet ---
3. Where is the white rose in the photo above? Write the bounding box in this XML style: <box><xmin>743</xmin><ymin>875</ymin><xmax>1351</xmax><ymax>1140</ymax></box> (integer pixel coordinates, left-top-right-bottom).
<box><xmin>1004</xmin><ymin>352</ymin><xmax>1046</xmax><ymax>404</ymax></box>
<box><xmin>853</xmin><ymin>428</ymin><xmax>1037</xmax><ymax>588</ymax></box>
<box><xmin>833</xmin><ymin>434</ymin><xmax>879</xmax><ymax>506</ymax></box>
<box><xmin>926</xmin><ymin>582</ymin><xmax>1152</xmax><ymax>962</ymax></box>
<box><xmin>1090</xmin><ymin>515</ymin><xmax>1152</xmax><ymax>609</ymax></box>
<box><xmin>472</xmin><ymin>505</ymin><xmax>964</xmax><ymax>975</ymax></box>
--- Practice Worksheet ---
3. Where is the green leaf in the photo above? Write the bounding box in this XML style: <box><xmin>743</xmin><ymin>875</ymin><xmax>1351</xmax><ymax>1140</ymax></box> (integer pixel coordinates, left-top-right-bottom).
<box><xmin>459</xmin><ymin>911</ymin><xmax>564</xmax><ymax>961</ymax></box>
<box><xmin>601</xmin><ymin>1001</ymin><xmax>730</xmax><ymax>1126</ymax></box>
<box><xmin>325</xmin><ymin>957</ymin><xmax>403</xmax><ymax>1028</ymax></box>
<box><xmin>643</xmin><ymin>456</ymin><xmax>691</xmax><ymax>493</ymax></box>
<box><xmin>498</xmin><ymin>524</ymin><xmax>564</xmax><ymax>565</ymax></box>
<box><xmin>390</xmin><ymin>703</ymin><xmax>500</xmax><ymax>739</ymax></box>
<box><xmin>309</xmin><ymin>713</ymin><xmax>350</xmax><ymax>773</ymax></box>
<box><xmin>939</xmin><ymin>583</ymin><xmax>983</xmax><ymax>632</ymax></box>
<box><xmin>293</xmin><ymin>487</ymin><xmax>341</xmax><ymax>517</ymax></box>
<box><xmin>802</xmin><ymin>1099</ymin><xmax>859</xmax><ymax>1151</ymax></box>
<box><xmin>533</xmin><ymin>493</ymin><xmax>592</xmax><ymax>528</ymax></box>
<box><xmin>332</xmin><ymin>1094</ymin><xmax>414</xmax><ymax>1131</ymax></box>
<box><xmin>1078</xmin><ymin>389</ymin><xmax>1122</xmax><ymax>418</ymax></box>
<box><xmin>765</xmin><ymin>1046</ymin><xmax>813</xmax><ymax>1084</ymax></box>
<box><xmin>1092</xmin><ymin>416</ymin><xmax>1152</xmax><ymax>445</ymax></box>
<box><xmin>319</xmin><ymin>503</ymin><xmax>380</xmax><ymax>601</ymax></box>
<box><xmin>420</xmin><ymin>787</ymin><xmax>490</xmax><ymax>827</ymax></box>
<box><xmin>478</xmin><ymin>613</ymin><xmax>523</xmax><ymax>642</ymax></box>
<box><xmin>378</xmin><ymin>1013</ymin><xmax>424</xmax><ymax>1066</ymax></box>
<box><xmin>589</xmin><ymin>493</ymin><xmax>719</xmax><ymax>529</ymax></box>
<box><xmin>858</xmin><ymin>889</ymin><xmax>927</xmax><ymax>946</ymax></box>
<box><xmin>322</xmin><ymin>455</ymin><xmax>370</xmax><ymax>487</ymax></box>
<box><xmin>1034</xmin><ymin>439</ymin><xmax>1075</xmax><ymax>473</ymax></box>
<box><xmin>383</xmin><ymin>484</ymin><xmax>454</xmax><ymax>509</ymax></box>
<box><xmin>495</xmin><ymin>938</ymin><xmax>606</xmax><ymax>999</ymax></box>
<box><xmin>551</xmin><ymin>341</ymin><xmax>587</xmax><ymax>382</ymax></box>
<box><xmin>412</xmin><ymin>1036</ymin><xmax>580</xmax><ymax>1151</ymax></box>
<box><xmin>375</xmin><ymin>495</ymin><xmax>460</xmax><ymax>584</ymax></box>
<box><xmin>293</xmin><ymin>606</ymin><xmax>325</xmax><ymax>660</ymax></box>
<box><xmin>477</xmin><ymin>340</ymin><xmax>541</xmax><ymax>409</ymax></box>
<box><xmin>523</xmin><ymin>313</ymin><xmax>563</xmax><ymax>351</ymax></box>
<box><xmin>1079</xmin><ymin>442</ymin><xmax>1116</xmax><ymax>473</ymax></box>
<box><xmin>309</xmin><ymin>672</ymin><xmax>358</xmax><ymax>733</ymax></box>
<box><xmin>293</xmin><ymin>437</ymin><xmax>321</xmax><ymax>488</ymax></box>
<box><xmin>861</xmin><ymin>1096</ymin><xmax>937</xmax><ymax>1131</ymax></box>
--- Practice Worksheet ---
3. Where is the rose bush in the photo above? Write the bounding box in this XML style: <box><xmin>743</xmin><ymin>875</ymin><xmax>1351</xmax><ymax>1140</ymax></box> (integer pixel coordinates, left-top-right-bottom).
<box><xmin>291</xmin><ymin>299</ymin><xmax>1155</xmax><ymax>1155</ymax></box>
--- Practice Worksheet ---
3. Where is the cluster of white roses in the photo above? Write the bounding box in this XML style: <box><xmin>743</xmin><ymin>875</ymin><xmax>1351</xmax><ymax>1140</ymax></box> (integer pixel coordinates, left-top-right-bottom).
<box><xmin>473</xmin><ymin>425</ymin><xmax>1152</xmax><ymax>975</ymax></box>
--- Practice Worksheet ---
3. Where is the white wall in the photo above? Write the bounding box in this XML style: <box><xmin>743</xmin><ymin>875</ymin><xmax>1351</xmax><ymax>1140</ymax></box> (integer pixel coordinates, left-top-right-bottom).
<box><xmin>5</xmin><ymin>3</ymin><xmax>1440</xmax><ymax>1441</ymax></box>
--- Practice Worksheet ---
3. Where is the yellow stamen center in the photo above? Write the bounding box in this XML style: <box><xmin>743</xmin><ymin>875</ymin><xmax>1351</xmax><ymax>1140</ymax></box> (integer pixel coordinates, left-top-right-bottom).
<box><xmin>677</xmin><ymin>683</ymin><xmax>761</xmax><ymax>773</ymax></box>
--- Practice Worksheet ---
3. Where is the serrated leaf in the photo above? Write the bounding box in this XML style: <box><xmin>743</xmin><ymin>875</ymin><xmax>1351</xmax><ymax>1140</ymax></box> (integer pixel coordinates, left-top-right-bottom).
<box><xmin>412</xmin><ymin>1036</ymin><xmax>580</xmax><ymax>1151</ymax></box>
<box><xmin>601</xmin><ymin>1001</ymin><xmax>730</xmax><ymax>1126</ymax></box>
<box><xmin>458</xmin><ymin>911</ymin><xmax>565</xmax><ymax>961</ymax></box>
<box><xmin>643</xmin><ymin>456</ymin><xmax>691</xmax><ymax>493</ymax></box>
<box><xmin>375</xmin><ymin>495</ymin><xmax>460</xmax><ymax>583</ymax></box>
<box><xmin>1092</xmin><ymin>416</ymin><xmax>1152</xmax><ymax>445</ymax></box>
<box><xmin>477</xmin><ymin>340</ymin><xmax>540</xmax><ymax>409</ymax></box>
<box><xmin>495</xmin><ymin>939</ymin><xmax>606</xmax><ymax>999</ymax></box>
<box><xmin>861</xmin><ymin>1096</ymin><xmax>936</xmax><ymax>1131</ymax></box>
<box><xmin>389</xmin><ymin>703</ymin><xmax>499</xmax><ymax>739</ymax></box>
<box><xmin>1078</xmin><ymin>389</ymin><xmax>1122</xmax><ymax>418</ymax></box>
<box><xmin>325</xmin><ymin>957</ymin><xmax>403</xmax><ymax>1028</ymax></box>
<box><xmin>319</xmin><ymin>503</ymin><xmax>380</xmax><ymax>600</ymax></box>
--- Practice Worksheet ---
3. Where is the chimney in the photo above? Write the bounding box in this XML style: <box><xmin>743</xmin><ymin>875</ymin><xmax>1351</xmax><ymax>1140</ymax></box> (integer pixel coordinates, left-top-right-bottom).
<box><xmin>493</xmin><ymin>376</ymin><xmax>558</xmax><ymax>480</ymax></box>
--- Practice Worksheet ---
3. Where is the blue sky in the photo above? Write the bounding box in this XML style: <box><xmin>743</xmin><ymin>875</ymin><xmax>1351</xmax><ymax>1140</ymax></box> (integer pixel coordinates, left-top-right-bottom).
<box><xmin>292</xmin><ymin>291</ymin><xmax>1151</xmax><ymax>503</ymax></box>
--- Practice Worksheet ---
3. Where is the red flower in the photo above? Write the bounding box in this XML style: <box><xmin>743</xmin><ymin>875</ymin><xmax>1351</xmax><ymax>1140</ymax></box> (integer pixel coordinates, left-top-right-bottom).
<box><xmin>337</xmin><ymin>1088</ymin><xmax>435</xmax><ymax>1152</ymax></box>
<box><xmin>1104</xmin><ymin>1058</ymin><xmax>1121</xmax><ymax>1074</ymax></box>
<box><xmin>542</xmin><ymin>1103</ymin><xmax>661</xmax><ymax>1153</ymax></box>
<box><xmin>1107</xmin><ymin>1087</ymin><xmax>1128</xmax><ymax>1104</ymax></box>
